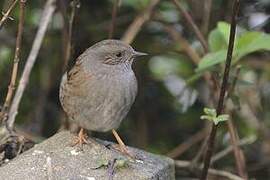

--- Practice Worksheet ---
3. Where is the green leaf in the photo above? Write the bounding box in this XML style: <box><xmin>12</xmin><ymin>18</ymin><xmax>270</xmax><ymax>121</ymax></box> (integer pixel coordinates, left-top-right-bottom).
<box><xmin>236</xmin><ymin>32</ymin><xmax>270</xmax><ymax>62</ymax></box>
<box><xmin>217</xmin><ymin>22</ymin><xmax>231</xmax><ymax>45</ymax></box>
<box><xmin>236</xmin><ymin>32</ymin><xmax>261</xmax><ymax>49</ymax></box>
<box><xmin>203</xmin><ymin>108</ymin><xmax>217</xmax><ymax>117</ymax></box>
<box><xmin>213</xmin><ymin>114</ymin><xmax>229</xmax><ymax>125</ymax></box>
<box><xmin>200</xmin><ymin>115</ymin><xmax>213</xmax><ymax>121</ymax></box>
<box><xmin>196</xmin><ymin>50</ymin><xmax>227</xmax><ymax>72</ymax></box>
<box><xmin>115</xmin><ymin>158</ymin><xmax>128</xmax><ymax>169</ymax></box>
<box><xmin>197</xmin><ymin>25</ymin><xmax>270</xmax><ymax>73</ymax></box>
<box><xmin>91</xmin><ymin>158</ymin><xmax>109</xmax><ymax>169</ymax></box>
<box><xmin>208</xmin><ymin>29</ymin><xmax>227</xmax><ymax>52</ymax></box>
<box><xmin>201</xmin><ymin>108</ymin><xmax>229</xmax><ymax>125</ymax></box>
<box><xmin>217</xmin><ymin>114</ymin><xmax>229</xmax><ymax>121</ymax></box>
<box><xmin>149</xmin><ymin>55</ymin><xmax>193</xmax><ymax>79</ymax></box>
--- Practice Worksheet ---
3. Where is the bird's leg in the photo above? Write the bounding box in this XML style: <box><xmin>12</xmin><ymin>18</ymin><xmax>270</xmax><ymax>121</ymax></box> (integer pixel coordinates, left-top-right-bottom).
<box><xmin>71</xmin><ymin>128</ymin><xmax>89</xmax><ymax>148</ymax></box>
<box><xmin>112</xmin><ymin>129</ymin><xmax>134</xmax><ymax>158</ymax></box>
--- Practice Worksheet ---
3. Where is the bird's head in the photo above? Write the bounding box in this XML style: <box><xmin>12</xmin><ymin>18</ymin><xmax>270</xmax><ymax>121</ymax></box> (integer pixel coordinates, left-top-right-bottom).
<box><xmin>88</xmin><ymin>40</ymin><xmax>147</xmax><ymax>68</ymax></box>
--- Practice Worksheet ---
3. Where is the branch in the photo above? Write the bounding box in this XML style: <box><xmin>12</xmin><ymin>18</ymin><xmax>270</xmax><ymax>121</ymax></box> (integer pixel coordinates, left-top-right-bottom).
<box><xmin>108</xmin><ymin>0</ymin><xmax>120</xmax><ymax>39</ymax></box>
<box><xmin>0</xmin><ymin>0</ymin><xmax>18</xmax><ymax>29</ymax></box>
<box><xmin>0</xmin><ymin>0</ymin><xmax>26</xmax><ymax>123</ymax></box>
<box><xmin>227</xmin><ymin>115</ymin><xmax>248</xmax><ymax>179</ymax></box>
<box><xmin>163</xmin><ymin>25</ymin><xmax>200</xmax><ymax>64</ymax></box>
<box><xmin>6</xmin><ymin>0</ymin><xmax>57</xmax><ymax>132</ymax></box>
<box><xmin>161</xmin><ymin>23</ymin><xmax>219</xmax><ymax>102</ymax></box>
<box><xmin>228</xmin><ymin>65</ymin><xmax>241</xmax><ymax>97</ymax></box>
<box><xmin>171</xmin><ymin>0</ymin><xmax>208</xmax><ymax>53</ymax></box>
<box><xmin>191</xmin><ymin>137</ymin><xmax>208</xmax><ymax>166</ymax></box>
<box><xmin>63</xmin><ymin>0</ymin><xmax>80</xmax><ymax>71</ymax></box>
<box><xmin>175</xmin><ymin>160</ymin><xmax>244</xmax><ymax>180</ymax></box>
<box><xmin>167</xmin><ymin>129</ymin><xmax>207</xmax><ymax>159</ymax></box>
<box><xmin>211</xmin><ymin>136</ymin><xmax>256</xmax><ymax>164</ymax></box>
<box><xmin>201</xmin><ymin>0</ymin><xmax>212</xmax><ymax>35</ymax></box>
<box><xmin>225</xmin><ymin>66</ymin><xmax>246</xmax><ymax>178</ymax></box>
<box><xmin>200</xmin><ymin>0</ymin><xmax>240</xmax><ymax>179</ymax></box>
<box><xmin>121</xmin><ymin>0</ymin><xmax>160</xmax><ymax>44</ymax></box>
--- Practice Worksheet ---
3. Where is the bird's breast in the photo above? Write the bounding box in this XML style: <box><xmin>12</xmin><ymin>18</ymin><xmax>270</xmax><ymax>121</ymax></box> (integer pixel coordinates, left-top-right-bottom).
<box><xmin>76</xmin><ymin>70</ymin><xmax>138</xmax><ymax>131</ymax></box>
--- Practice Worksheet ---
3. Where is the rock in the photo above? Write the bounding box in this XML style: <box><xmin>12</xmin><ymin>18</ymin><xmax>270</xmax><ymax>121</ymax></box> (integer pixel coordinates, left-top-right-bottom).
<box><xmin>0</xmin><ymin>131</ymin><xmax>175</xmax><ymax>180</ymax></box>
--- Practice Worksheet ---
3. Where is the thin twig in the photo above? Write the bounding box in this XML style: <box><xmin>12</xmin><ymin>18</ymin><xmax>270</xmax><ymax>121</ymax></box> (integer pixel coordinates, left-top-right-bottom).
<box><xmin>0</xmin><ymin>0</ymin><xmax>18</xmax><ymax>29</ymax></box>
<box><xmin>224</xmin><ymin>24</ymin><xmax>247</xmax><ymax>180</ymax></box>
<box><xmin>171</xmin><ymin>0</ymin><xmax>208</xmax><ymax>53</ymax></box>
<box><xmin>227</xmin><ymin>116</ymin><xmax>248</xmax><ymax>179</ymax></box>
<box><xmin>191</xmin><ymin>138</ymin><xmax>207</xmax><ymax>167</ymax></box>
<box><xmin>175</xmin><ymin>160</ymin><xmax>244</xmax><ymax>180</ymax></box>
<box><xmin>228</xmin><ymin>65</ymin><xmax>241</xmax><ymax>97</ymax></box>
<box><xmin>211</xmin><ymin>136</ymin><xmax>256</xmax><ymax>164</ymax></box>
<box><xmin>58</xmin><ymin>0</ymin><xmax>68</xmax><ymax>71</ymax></box>
<box><xmin>6</xmin><ymin>0</ymin><xmax>57</xmax><ymax>132</ymax></box>
<box><xmin>163</xmin><ymin>25</ymin><xmax>200</xmax><ymax>64</ymax></box>
<box><xmin>201</xmin><ymin>0</ymin><xmax>212</xmax><ymax>35</ymax></box>
<box><xmin>200</xmin><ymin>1</ymin><xmax>240</xmax><ymax>179</ymax></box>
<box><xmin>167</xmin><ymin>129</ymin><xmax>207</xmax><ymax>158</ymax></box>
<box><xmin>108</xmin><ymin>0</ymin><xmax>120</xmax><ymax>39</ymax></box>
<box><xmin>0</xmin><ymin>0</ymin><xmax>26</xmax><ymax>123</ymax></box>
<box><xmin>166</xmin><ymin>2</ymin><xmax>218</xmax><ymax>109</ymax></box>
<box><xmin>161</xmin><ymin>23</ymin><xmax>219</xmax><ymax>103</ymax></box>
<box><xmin>63</xmin><ymin>0</ymin><xmax>80</xmax><ymax>71</ymax></box>
<box><xmin>121</xmin><ymin>0</ymin><xmax>160</xmax><ymax>44</ymax></box>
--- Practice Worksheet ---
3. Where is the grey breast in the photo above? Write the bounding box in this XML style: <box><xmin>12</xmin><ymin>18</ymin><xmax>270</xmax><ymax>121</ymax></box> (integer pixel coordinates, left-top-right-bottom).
<box><xmin>60</xmin><ymin>66</ymin><xmax>138</xmax><ymax>132</ymax></box>
<box><xmin>85</xmin><ymin>71</ymin><xmax>138</xmax><ymax>132</ymax></box>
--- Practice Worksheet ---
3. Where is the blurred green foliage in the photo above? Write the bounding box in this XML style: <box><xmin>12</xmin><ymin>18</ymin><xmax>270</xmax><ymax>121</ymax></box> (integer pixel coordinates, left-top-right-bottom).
<box><xmin>197</xmin><ymin>22</ymin><xmax>270</xmax><ymax>72</ymax></box>
<box><xmin>200</xmin><ymin>108</ymin><xmax>229</xmax><ymax>125</ymax></box>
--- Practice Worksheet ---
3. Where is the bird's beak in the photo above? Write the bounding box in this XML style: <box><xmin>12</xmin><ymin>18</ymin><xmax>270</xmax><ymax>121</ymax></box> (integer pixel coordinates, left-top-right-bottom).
<box><xmin>133</xmin><ymin>51</ymin><xmax>148</xmax><ymax>58</ymax></box>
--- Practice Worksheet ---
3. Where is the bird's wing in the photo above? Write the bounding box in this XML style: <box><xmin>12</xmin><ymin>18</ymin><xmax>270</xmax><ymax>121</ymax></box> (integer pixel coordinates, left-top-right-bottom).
<box><xmin>64</xmin><ymin>52</ymin><xmax>93</xmax><ymax>98</ymax></box>
<box><xmin>67</xmin><ymin>53</ymin><xmax>85</xmax><ymax>80</ymax></box>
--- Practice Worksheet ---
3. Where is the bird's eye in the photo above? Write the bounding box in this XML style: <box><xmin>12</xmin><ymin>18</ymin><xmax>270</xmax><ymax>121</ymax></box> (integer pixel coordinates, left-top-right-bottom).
<box><xmin>116</xmin><ymin>52</ymin><xmax>122</xmax><ymax>57</ymax></box>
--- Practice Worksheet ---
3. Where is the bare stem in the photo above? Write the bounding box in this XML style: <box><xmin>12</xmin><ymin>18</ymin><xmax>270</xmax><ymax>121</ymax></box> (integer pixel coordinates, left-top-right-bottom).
<box><xmin>121</xmin><ymin>0</ymin><xmax>160</xmax><ymax>44</ymax></box>
<box><xmin>167</xmin><ymin>129</ymin><xmax>207</xmax><ymax>158</ymax></box>
<box><xmin>171</xmin><ymin>0</ymin><xmax>208</xmax><ymax>53</ymax></box>
<box><xmin>200</xmin><ymin>0</ymin><xmax>240</xmax><ymax>179</ymax></box>
<box><xmin>175</xmin><ymin>160</ymin><xmax>244</xmax><ymax>180</ymax></box>
<box><xmin>211</xmin><ymin>136</ymin><xmax>256</xmax><ymax>164</ymax></box>
<box><xmin>227</xmin><ymin>116</ymin><xmax>248</xmax><ymax>179</ymax></box>
<box><xmin>163</xmin><ymin>25</ymin><xmax>200</xmax><ymax>64</ymax></box>
<box><xmin>201</xmin><ymin>0</ymin><xmax>212</xmax><ymax>35</ymax></box>
<box><xmin>6</xmin><ymin>0</ymin><xmax>57</xmax><ymax>132</ymax></box>
<box><xmin>63</xmin><ymin>0</ymin><xmax>80</xmax><ymax>71</ymax></box>
<box><xmin>228</xmin><ymin>65</ymin><xmax>241</xmax><ymax>96</ymax></box>
<box><xmin>0</xmin><ymin>0</ymin><xmax>18</xmax><ymax>29</ymax></box>
<box><xmin>108</xmin><ymin>0</ymin><xmax>120</xmax><ymax>39</ymax></box>
<box><xmin>0</xmin><ymin>0</ymin><xmax>26</xmax><ymax>122</ymax></box>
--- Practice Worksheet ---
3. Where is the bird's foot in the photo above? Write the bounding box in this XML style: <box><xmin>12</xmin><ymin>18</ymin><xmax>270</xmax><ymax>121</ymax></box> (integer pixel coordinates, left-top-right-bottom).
<box><xmin>112</xmin><ymin>144</ymin><xmax>135</xmax><ymax>159</ymax></box>
<box><xmin>71</xmin><ymin>128</ymin><xmax>89</xmax><ymax>150</ymax></box>
<box><xmin>111</xmin><ymin>129</ymin><xmax>135</xmax><ymax>159</ymax></box>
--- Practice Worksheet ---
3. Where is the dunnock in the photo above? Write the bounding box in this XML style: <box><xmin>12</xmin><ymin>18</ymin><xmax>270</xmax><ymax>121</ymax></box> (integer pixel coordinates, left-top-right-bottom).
<box><xmin>59</xmin><ymin>39</ymin><xmax>146</xmax><ymax>154</ymax></box>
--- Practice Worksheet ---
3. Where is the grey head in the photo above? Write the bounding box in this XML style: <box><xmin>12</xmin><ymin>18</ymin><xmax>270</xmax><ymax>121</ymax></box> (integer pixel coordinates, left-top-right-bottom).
<box><xmin>85</xmin><ymin>39</ymin><xmax>147</xmax><ymax>69</ymax></box>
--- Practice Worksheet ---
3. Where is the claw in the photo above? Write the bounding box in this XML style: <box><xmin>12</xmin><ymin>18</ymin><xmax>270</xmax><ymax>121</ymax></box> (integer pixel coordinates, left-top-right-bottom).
<box><xmin>71</xmin><ymin>128</ymin><xmax>88</xmax><ymax>150</ymax></box>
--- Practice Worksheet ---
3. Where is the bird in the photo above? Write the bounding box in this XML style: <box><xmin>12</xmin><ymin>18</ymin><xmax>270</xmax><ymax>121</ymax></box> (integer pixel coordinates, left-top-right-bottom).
<box><xmin>59</xmin><ymin>39</ymin><xmax>146</xmax><ymax>156</ymax></box>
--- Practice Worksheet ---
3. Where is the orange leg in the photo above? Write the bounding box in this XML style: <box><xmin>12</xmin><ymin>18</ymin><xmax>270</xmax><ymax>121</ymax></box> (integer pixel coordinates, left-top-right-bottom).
<box><xmin>112</xmin><ymin>129</ymin><xmax>134</xmax><ymax>159</ymax></box>
<box><xmin>71</xmin><ymin>128</ymin><xmax>88</xmax><ymax>149</ymax></box>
